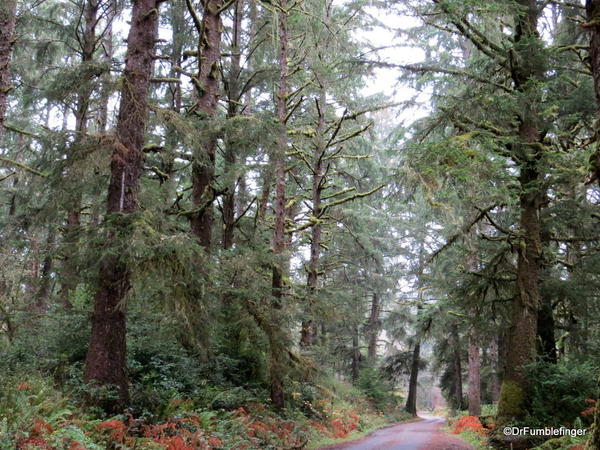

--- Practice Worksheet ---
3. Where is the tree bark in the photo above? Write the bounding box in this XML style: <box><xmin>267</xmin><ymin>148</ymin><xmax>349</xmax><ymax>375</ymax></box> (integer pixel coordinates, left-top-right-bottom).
<box><xmin>367</xmin><ymin>292</ymin><xmax>380</xmax><ymax>363</ymax></box>
<box><xmin>83</xmin><ymin>0</ymin><xmax>160</xmax><ymax>412</ymax></box>
<box><xmin>189</xmin><ymin>0</ymin><xmax>224</xmax><ymax>249</ymax></box>
<box><xmin>60</xmin><ymin>0</ymin><xmax>101</xmax><ymax>308</ymax></box>
<box><xmin>0</xmin><ymin>0</ymin><xmax>17</xmax><ymax>133</ymax></box>
<box><xmin>537</xmin><ymin>293</ymin><xmax>557</xmax><ymax>363</ymax></box>
<box><xmin>497</xmin><ymin>0</ymin><xmax>544</xmax><ymax>422</ymax></box>
<box><xmin>269</xmin><ymin>0</ymin><xmax>290</xmax><ymax>409</ymax></box>
<box><xmin>351</xmin><ymin>326</ymin><xmax>360</xmax><ymax>382</ymax></box>
<box><xmin>585</xmin><ymin>0</ymin><xmax>600</xmax><ymax>404</ymax></box>
<box><xmin>489</xmin><ymin>336</ymin><xmax>500</xmax><ymax>404</ymax></box>
<box><xmin>451</xmin><ymin>323</ymin><xmax>464</xmax><ymax>410</ymax></box>
<box><xmin>222</xmin><ymin>0</ymin><xmax>244</xmax><ymax>250</ymax></box>
<box><xmin>34</xmin><ymin>227</ymin><xmax>55</xmax><ymax>312</ymax></box>
<box><xmin>300</xmin><ymin>92</ymin><xmax>326</xmax><ymax>348</ymax></box>
<box><xmin>405</xmin><ymin>339</ymin><xmax>421</xmax><ymax>416</ymax></box>
<box><xmin>585</xmin><ymin>5</ymin><xmax>600</xmax><ymax>432</ymax></box>
<box><xmin>586</xmin><ymin>0</ymin><xmax>600</xmax><ymax>186</ymax></box>
<box><xmin>467</xmin><ymin>327</ymin><xmax>481</xmax><ymax>416</ymax></box>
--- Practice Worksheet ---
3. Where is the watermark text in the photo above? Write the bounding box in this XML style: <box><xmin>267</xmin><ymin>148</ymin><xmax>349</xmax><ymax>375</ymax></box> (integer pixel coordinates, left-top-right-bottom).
<box><xmin>503</xmin><ymin>426</ymin><xmax>586</xmax><ymax>438</ymax></box>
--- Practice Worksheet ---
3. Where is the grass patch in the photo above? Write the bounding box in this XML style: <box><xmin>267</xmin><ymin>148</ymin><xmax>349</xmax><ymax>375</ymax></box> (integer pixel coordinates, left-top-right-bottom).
<box><xmin>449</xmin><ymin>428</ymin><xmax>492</xmax><ymax>449</ymax></box>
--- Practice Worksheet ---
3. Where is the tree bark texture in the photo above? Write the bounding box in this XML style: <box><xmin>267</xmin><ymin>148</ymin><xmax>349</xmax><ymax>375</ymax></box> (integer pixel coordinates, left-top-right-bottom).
<box><xmin>367</xmin><ymin>292</ymin><xmax>381</xmax><ymax>363</ymax></box>
<box><xmin>451</xmin><ymin>324</ymin><xmax>464</xmax><ymax>410</ymax></box>
<box><xmin>190</xmin><ymin>0</ymin><xmax>224</xmax><ymax>249</ymax></box>
<box><xmin>497</xmin><ymin>0</ymin><xmax>544</xmax><ymax>422</ymax></box>
<box><xmin>405</xmin><ymin>340</ymin><xmax>421</xmax><ymax>416</ymax></box>
<box><xmin>222</xmin><ymin>0</ymin><xmax>243</xmax><ymax>250</ymax></box>
<box><xmin>489</xmin><ymin>336</ymin><xmax>501</xmax><ymax>403</ymax></box>
<box><xmin>83</xmin><ymin>0</ymin><xmax>160</xmax><ymax>412</ymax></box>
<box><xmin>269</xmin><ymin>0</ymin><xmax>289</xmax><ymax>409</ymax></box>
<box><xmin>467</xmin><ymin>327</ymin><xmax>481</xmax><ymax>416</ymax></box>
<box><xmin>0</xmin><ymin>0</ymin><xmax>17</xmax><ymax>133</ymax></box>
<box><xmin>300</xmin><ymin>92</ymin><xmax>326</xmax><ymax>348</ymax></box>
<box><xmin>586</xmin><ymin>0</ymin><xmax>600</xmax><ymax>186</ymax></box>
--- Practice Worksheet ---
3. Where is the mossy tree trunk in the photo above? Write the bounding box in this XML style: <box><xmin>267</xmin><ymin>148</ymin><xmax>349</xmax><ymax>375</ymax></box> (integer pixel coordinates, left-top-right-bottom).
<box><xmin>222</xmin><ymin>0</ymin><xmax>243</xmax><ymax>250</ymax></box>
<box><xmin>300</xmin><ymin>89</ymin><xmax>326</xmax><ymax>349</ymax></box>
<box><xmin>585</xmin><ymin>2</ymin><xmax>600</xmax><ymax>445</ymax></box>
<box><xmin>188</xmin><ymin>0</ymin><xmax>224</xmax><ymax>250</ymax></box>
<box><xmin>0</xmin><ymin>0</ymin><xmax>17</xmax><ymax>134</ymax></box>
<box><xmin>83</xmin><ymin>0</ymin><xmax>160</xmax><ymax>413</ymax></box>
<box><xmin>269</xmin><ymin>0</ymin><xmax>290</xmax><ymax>409</ymax></box>
<box><xmin>497</xmin><ymin>0</ymin><xmax>545</xmax><ymax>423</ymax></box>
<box><xmin>586</xmin><ymin>0</ymin><xmax>600</xmax><ymax>186</ymax></box>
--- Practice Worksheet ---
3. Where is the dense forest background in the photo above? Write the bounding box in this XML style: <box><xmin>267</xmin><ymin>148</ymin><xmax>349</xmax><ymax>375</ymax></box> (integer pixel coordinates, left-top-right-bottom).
<box><xmin>1</xmin><ymin>0</ymin><xmax>600</xmax><ymax>448</ymax></box>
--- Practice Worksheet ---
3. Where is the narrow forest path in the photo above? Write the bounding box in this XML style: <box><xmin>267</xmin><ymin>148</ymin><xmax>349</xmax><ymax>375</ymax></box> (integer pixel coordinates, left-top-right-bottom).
<box><xmin>319</xmin><ymin>416</ymin><xmax>474</xmax><ymax>450</ymax></box>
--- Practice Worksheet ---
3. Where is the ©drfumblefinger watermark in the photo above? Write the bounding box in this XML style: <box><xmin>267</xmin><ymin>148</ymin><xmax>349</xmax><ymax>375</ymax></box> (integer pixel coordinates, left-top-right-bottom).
<box><xmin>502</xmin><ymin>426</ymin><xmax>587</xmax><ymax>438</ymax></box>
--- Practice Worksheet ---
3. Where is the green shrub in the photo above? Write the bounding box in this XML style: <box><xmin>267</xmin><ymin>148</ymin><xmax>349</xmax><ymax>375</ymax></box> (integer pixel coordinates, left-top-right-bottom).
<box><xmin>525</xmin><ymin>361</ymin><xmax>599</xmax><ymax>428</ymax></box>
<box><xmin>355</xmin><ymin>368</ymin><xmax>398</xmax><ymax>411</ymax></box>
<box><xmin>210</xmin><ymin>386</ymin><xmax>260</xmax><ymax>410</ymax></box>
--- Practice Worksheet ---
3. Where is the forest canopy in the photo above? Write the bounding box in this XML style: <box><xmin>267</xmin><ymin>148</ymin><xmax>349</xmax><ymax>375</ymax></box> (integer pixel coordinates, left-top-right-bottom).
<box><xmin>1</xmin><ymin>0</ymin><xmax>600</xmax><ymax>449</ymax></box>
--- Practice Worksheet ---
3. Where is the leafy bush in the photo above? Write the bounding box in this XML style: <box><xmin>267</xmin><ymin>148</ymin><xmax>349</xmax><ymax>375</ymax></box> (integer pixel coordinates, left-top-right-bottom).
<box><xmin>525</xmin><ymin>361</ymin><xmax>599</xmax><ymax>428</ymax></box>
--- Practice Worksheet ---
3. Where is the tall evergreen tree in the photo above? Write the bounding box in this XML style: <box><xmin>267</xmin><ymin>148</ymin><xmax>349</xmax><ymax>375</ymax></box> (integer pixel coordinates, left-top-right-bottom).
<box><xmin>0</xmin><ymin>0</ymin><xmax>18</xmax><ymax>133</ymax></box>
<box><xmin>83</xmin><ymin>0</ymin><xmax>161</xmax><ymax>411</ymax></box>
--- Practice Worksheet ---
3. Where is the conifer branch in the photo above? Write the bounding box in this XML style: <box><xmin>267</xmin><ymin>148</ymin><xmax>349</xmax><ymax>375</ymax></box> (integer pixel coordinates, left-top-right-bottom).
<box><xmin>0</xmin><ymin>157</ymin><xmax>46</xmax><ymax>177</ymax></box>
<box><xmin>428</xmin><ymin>204</ymin><xmax>497</xmax><ymax>262</ymax></box>
<box><xmin>320</xmin><ymin>184</ymin><xmax>384</xmax><ymax>213</ymax></box>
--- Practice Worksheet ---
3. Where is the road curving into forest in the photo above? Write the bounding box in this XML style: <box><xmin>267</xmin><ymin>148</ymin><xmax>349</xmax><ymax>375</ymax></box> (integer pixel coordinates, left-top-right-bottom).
<box><xmin>319</xmin><ymin>415</ymin><xmax>474</xmax><ymax>450</ymax></box>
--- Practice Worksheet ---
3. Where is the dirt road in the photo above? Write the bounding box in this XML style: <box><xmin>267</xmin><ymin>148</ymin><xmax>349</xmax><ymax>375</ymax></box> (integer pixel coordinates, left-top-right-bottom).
<box><xmin>319</xmin><ymin>416</ymin><xmax>474</xmax><ymax>450</ymax></box>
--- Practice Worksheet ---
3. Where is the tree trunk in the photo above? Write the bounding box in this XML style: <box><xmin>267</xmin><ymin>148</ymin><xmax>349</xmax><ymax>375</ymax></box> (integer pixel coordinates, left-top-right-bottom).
<box><xmin>300</xmin><ymin>92</ymin><xmax>326</xmax><ymax>348</ymax></box>
<box><xmin>586</xmin><ymin>0</ymin><xmax>600</xmax><ymax>186</ymax></box>
<box><xmin>585</xmin><ymin>5</ymin><xmax>600</xmax><ymax>430</ymax></box>
<box><xmin>537</xmin><ymin>294</ymin><xmax>557</xmax><ymax>363</ymax></box>
<box><xmin>60</xmin><ymin>0</ymin><xmax>100</xmax><ymax>308</ymax></box>
<box><xmin>35</xmin><ymin>227</ymin><xmax>55</xmax><ymax>312</ymax></box>
<box><xmin>0</xmin><ymin>0</ymin><xmax>17</xmax><ymax>133</ymax></box>
<box><xmin>97</xmin><ymin>11</ymin><xmax>114</xmax><ymax>132</ymax></box>
<box><xmin>83</xmin><ymin>0</ymin><xmax>160</xmax><ymax>413</ymax></box>
<box><xmin>189</xmin><ymin>0</ymin><xmax>224</xmax><ymax>249</ymax></box>
<box><xmin>489</xmin><ymin>336</ymin><xmax>501</xmax><ymax>404</ymax></box>
<box><xmin>222</xmin><ymin>0</ymin><xmax>243</xmax><ymax>250</ymax></box>
<box><xmin>351</xmin><ymin>326</ymin><xmax>360</xmax><ymax>382</ymax></box>
<box><xmin>497</xmin><ymin>0</ymin><xmax>544</xmax><ymax>423</ymax></box>
<box><xmin>451</xmin><ymin>324</ymin><xmax>464</xmax><ymax>410</ymax></box>
<box><xmin>405</xmin><ymin>339</ymin><xmax>421</xmax><ymax>416</ymax></box>
<box><xmin>367</xmin><ymin>292</ymin><xmax>380</xmax><ymax>363</ymax></box>
<box><xmin>467</xmin><ymin>327</ymin><xmax>481</xmax><ymax>416</ymax></box>
<box><xmin>269</xmin><ymin>0</ymin><xmax>290</xmax><ymax>409</ymax></box>
<box><xmin>584</xmin><ymin>0</ymin><xmax>600</xmax><ymax>398</ymax></box>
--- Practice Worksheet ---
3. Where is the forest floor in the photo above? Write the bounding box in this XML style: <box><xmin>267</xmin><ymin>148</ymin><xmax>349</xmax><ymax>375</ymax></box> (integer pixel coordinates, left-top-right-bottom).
<box><xmin>318</xmin><ymin>415</ymin><xmax>474</xmax><ymax>450</ymax></box>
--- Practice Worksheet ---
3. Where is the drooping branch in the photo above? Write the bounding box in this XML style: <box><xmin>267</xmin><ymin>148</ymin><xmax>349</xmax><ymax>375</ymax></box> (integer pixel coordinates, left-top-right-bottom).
<box><xmin>428</xmin><ymin>204</ymin><xmax>497</xmax><ymax>262</ymax></box>
<box><xmin>0</xmin><ymin>156</ymin><xmax>46</xmax><ymax>177</ymax></box>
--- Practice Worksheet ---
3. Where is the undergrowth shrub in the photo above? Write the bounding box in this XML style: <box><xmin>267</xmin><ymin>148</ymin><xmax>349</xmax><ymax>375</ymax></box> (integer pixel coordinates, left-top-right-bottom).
<box><xmin>525</xmin><ymin>361</ymin><xmax>598</xmax><ymax>429</ymax></box>
<box><xmin>355</xmin><ymin>368</ymin><xmax>399</xmax><ymax>411</ymax></box>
